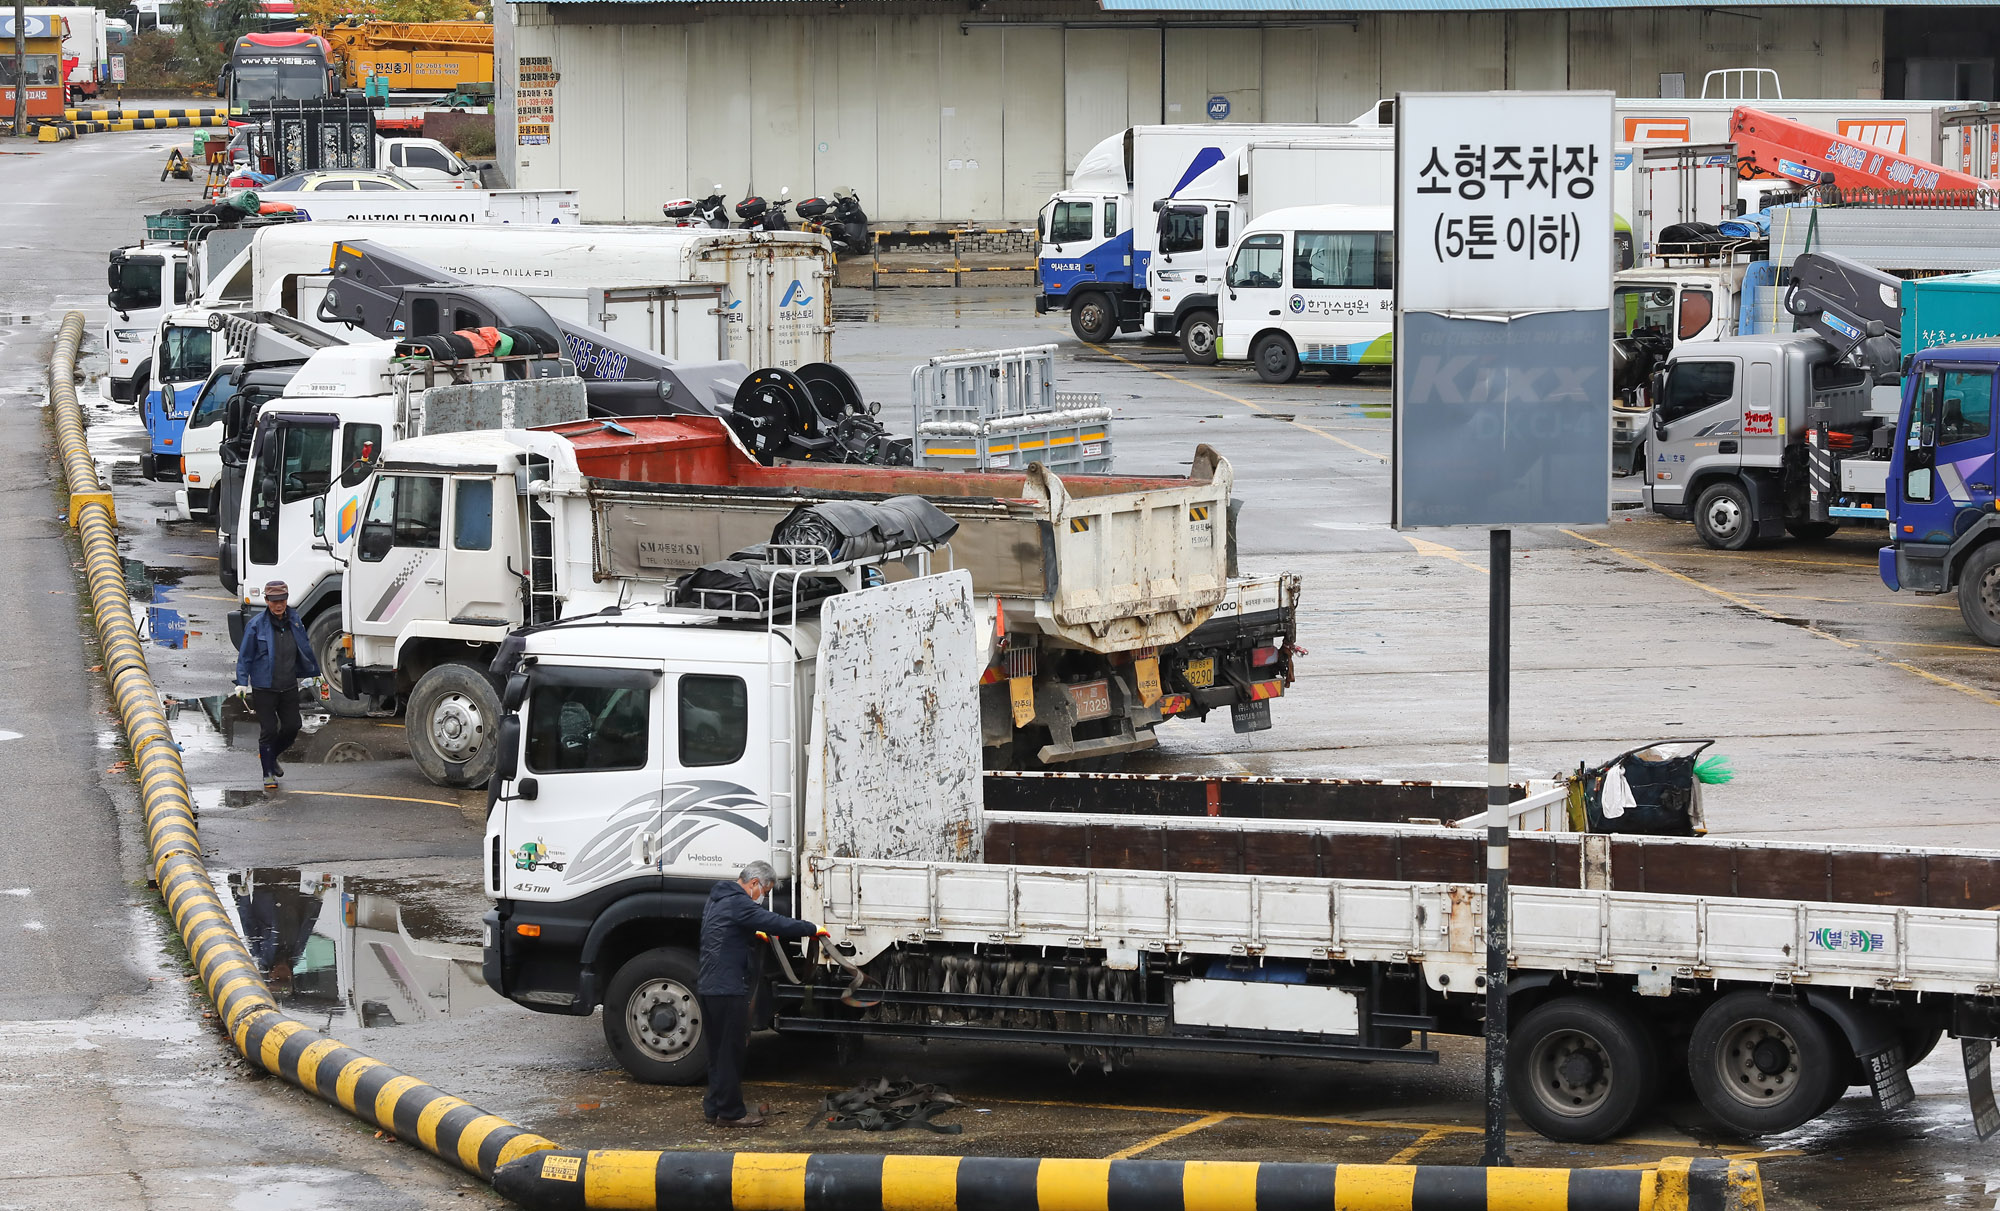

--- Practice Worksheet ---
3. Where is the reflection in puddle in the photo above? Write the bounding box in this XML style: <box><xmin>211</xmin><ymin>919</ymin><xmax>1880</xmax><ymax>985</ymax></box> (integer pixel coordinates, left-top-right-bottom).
<box><xmin>219</xmin><ymin>867</ymin><xmax>503</xmax><ymax>1027</ymax></box>
<box><xmin>125</xmin><ymin>557</ymin><xmax>194</xmax><ymax>650</ymax></box>
<box><xmin>166</xmin><ymin>692</ymin><xmax>409</xmax><ymax>765</ymax></box>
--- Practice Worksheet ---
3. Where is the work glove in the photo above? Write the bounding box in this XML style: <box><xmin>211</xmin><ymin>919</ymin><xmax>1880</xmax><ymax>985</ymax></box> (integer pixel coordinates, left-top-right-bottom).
<box><xmin>231</xmin><ymin>683</ymin><xmax>250</xmax><ymax>701</ymax></box>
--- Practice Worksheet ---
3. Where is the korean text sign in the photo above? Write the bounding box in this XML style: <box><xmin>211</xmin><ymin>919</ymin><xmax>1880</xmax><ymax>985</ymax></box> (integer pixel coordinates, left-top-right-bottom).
<box><xmin>1393</xmin><ymin>92</ymin><xmax>1613</xmax><ymax>528</ymax></box>
<box><xmin>1397</xmin><ymin>92</ymin><xmax>1615</xmax><ymax>313</ymax></box>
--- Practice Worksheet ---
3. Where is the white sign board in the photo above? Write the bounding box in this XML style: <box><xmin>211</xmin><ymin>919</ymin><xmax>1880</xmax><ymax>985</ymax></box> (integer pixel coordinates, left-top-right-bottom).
<box><xmin>1396</xmin><ymin>92</ymin><xmax>1615</xmax><ymax>313</ymax></box>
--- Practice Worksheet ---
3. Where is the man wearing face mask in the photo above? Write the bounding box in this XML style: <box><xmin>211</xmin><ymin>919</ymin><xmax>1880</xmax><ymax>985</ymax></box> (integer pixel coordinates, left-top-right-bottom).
<box><xmin>233</xmin><ymin>580</ymin><xmax>320</xmax><ymax>791</ymax></box>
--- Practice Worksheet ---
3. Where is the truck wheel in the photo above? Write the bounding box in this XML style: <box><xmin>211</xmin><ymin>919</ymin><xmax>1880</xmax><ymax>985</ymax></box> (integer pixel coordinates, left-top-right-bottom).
<box><xmin>1071</xmin><ymin>293</ymin><xmax>1117</xmax><ymax>343</ymax></box>
<box><xmin>308</xmin><ymin>611</ymin><xmax>369</xmax><ymax>719</ymax></box>
<box><xmin>1692</xmin><ymin>481</ymin><xmax>1755</xmax><ymax>551</ymax></box>
<box><xmin>1688</xmin><ymin>991</ymin><xmax>1843</xmax><ymax>1137</ymax></box>
<box><xmin>1252</xmin><ymin>333</ymin><xmax>1300</xmax><ymax>384</ymax></box>
<box><xmin>407</xmin><ymin>661</ymin><xmax>502</xmax><ymax>787</ymax></box>
<box><xmin>1958</xmin><ymin>543</ymin><xmax>2000</xmax><ymax>646</ymax></box>
<box><xmin>1784</xmin><ymin>521</ymin><xmax>1839</xmax><ymax>542</ymax></box>
<box><xmin>1178</xmin><ymin>310</ymin><xmax>1219</xmax><ymax>365</ymax></box>
<box><xmin>1508</xmin><ymin>996</ymin><xmax>1658</xmax><ymax>1142</ymax></box>
<box><xmin>603</xmin><ymin>947</ymin><xmax>707</xmax><ymax>1085</ymax></box>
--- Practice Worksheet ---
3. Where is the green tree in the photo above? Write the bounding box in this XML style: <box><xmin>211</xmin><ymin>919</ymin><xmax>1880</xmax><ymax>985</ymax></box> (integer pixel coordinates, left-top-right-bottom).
<box><xmin>173</xmin><ymin>0</ymin><xmax>260</xmax><ymax>84</ymax></box>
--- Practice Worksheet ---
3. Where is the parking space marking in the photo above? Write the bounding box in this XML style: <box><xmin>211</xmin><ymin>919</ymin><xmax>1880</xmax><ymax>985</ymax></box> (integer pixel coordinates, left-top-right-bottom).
<box><xmin>1739</xmin><ymin>590</ymin><xmax>1957</xmax><ymax>611</ymax></box>
<box><xmin>1383</xmin><ymin>1126</ymin><xmax>1453</xmax><ymax>1164</ymax></box>
<box><xmin>1081</xmin><ymin>343</ymin><xmax>1389</xmax><ymax>463</ymax></box>
<box><xmin>1104</xmin><ymin>1112</ymin><xmax>1231</xmax><ymax>1159</ymax></box>
<box><xmin>1402</xmin><ymin>536</ymin><xmax>1487</xmax><ymax>575</ymax></box>
<box><xmin>1566</xmin><ymin>529</ymin><xmax>2000</xmax><ymax>710</ymax></box>
<box><xmin>289</xmin><ymin>789</ymin><xmax>461</xmax><ymax>808</ymax></box>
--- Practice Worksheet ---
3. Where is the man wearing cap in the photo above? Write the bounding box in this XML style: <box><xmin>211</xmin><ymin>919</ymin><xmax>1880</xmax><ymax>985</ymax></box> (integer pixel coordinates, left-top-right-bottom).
<box><xmin>234</xmin><ymin>581</ymin><xmax>320</xmax><ymax>791</ymax></box>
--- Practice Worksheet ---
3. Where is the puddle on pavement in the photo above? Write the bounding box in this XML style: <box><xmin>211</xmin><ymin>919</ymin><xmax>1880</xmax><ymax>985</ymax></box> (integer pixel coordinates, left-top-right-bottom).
<box><xmin>165</xmin><ymin>690</ymin><xmax>411</xmax><ymax>767</ymax></box>
<box><xmin>831</xmin><ymin>305</ymin><xmax>879</xmax><ymax>324</ymax></box>
<box><xmin>126</xmin><ymin>557</ymin><xmax>196</xmax><ymax>650</ymax></box>
<box><xmin>214</xmin><ymin>866</ymin><xmax>504</xmax><ymax>1028</ymax></box>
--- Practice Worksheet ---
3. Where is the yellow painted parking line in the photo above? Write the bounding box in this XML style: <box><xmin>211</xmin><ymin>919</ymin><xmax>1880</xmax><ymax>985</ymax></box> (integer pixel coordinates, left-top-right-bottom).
<box><xmin>1739</xmin><ymin>590</ymin><xmax>1956</xmax><ymax>611</ymax></box>
<box><xmin>176</xmin><ymin>592</ymin><xmax>237</xmax><ymax>602</ymax></box>
<box><xmin>1852</xmin><ymin>638</ymin><xmax>1999</xmax><ymax>653</ymax></box>
<box><xmin>1105</xmin><ymin>1113</ymin><xmax>1231</xmax><ymax>1160</ymax></box>
<box><xmin>1591</xmin><ymin>545</ymin><xmax>1876</xmax><ymax>570</ymax></box>
<box><xmin>1402</xmin><ymin>536</ymin><xmax>1488</xmax><ymax>576</ymax></box>
<box><xmin>374</xmin><ymin>722</ymin><xmax>406</xmax><ymax>729</ymax></box>
<box><xmin>1384</xmin><ymin>1127</ymin><xmax>1453</xmax><ymax>1164</ymax></box>
<box><xmin>1082</xmin><ymin>342</ymin><xmax>1389</xmax><ymax>463</ymax></box>
<box><xmin>1567</xmin><ymin>529</ymin><xmax>2000</xmax><ymax>711</ymax></box>
<box><xmin>289</xmin><ymin>789</ymin><xmax>460</xmax><ymax>808</ymax></box>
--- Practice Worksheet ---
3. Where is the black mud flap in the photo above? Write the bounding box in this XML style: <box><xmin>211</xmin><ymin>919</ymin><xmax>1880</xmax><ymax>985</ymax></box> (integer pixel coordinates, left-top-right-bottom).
<box><xmin>1866</xmin><ymin>1043</ymin><xmax>1916</xmax><ymax>1112</ymax></box>
<box><xmin>1231</xmin><ymin>699</ymin><xmax>1271</xmax><ymax>734</ymax></box>
<box><xmin>1966</xmin><ymin>1038</ymin><xmax>2000</xmax><ymax>1140</ymax></box>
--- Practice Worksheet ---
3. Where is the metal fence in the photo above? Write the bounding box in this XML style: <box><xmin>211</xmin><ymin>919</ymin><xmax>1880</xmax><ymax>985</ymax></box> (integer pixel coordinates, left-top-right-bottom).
<box><xmin>910</xmin><ymin>345</ymin><xmax>1112</xmax><ymax>474</ymax></box>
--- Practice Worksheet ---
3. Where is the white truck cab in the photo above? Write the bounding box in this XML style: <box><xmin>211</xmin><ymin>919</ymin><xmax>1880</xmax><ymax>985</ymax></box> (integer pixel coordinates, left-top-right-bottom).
<box><xmin>1611</xmin><ymin>263</ymin><xmax>1748</xmax><ymax>475</ymax></box>
<box><xmin>106</xmin><ymin>242</ymin><xmax>194</xmax><ymax>404</ymax></box>
<box><xmin>1217</xmin><ymin>204</ymin><xmax>1394</xmax><ymax>384</ymax></box>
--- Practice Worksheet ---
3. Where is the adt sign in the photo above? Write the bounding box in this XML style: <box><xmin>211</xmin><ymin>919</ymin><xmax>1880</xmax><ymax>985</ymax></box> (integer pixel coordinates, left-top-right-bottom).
<box><xmin>1206</xmin><ymin>95</ymin><xmax>1230</xmax><ymax>121</ymax></box>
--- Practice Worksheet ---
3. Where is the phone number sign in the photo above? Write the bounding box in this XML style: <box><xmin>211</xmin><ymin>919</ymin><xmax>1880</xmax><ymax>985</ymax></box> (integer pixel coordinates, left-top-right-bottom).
<box><xmin>1396</xmin><ymin>92</ymin><xmax>1614</xmax><ymax>313</ymax></box>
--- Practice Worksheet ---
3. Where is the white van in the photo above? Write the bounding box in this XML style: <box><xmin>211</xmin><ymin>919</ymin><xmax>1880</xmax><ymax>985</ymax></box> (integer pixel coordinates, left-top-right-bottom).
<box><xmin>1217</xmin><ymin>204</ymin><xmax>1394</xmax><ymax>384</ymax></box>
<box><xmin>375</xmin><ymin>136</ymin><xmax>483</xmax><ymax>189</ymax></box>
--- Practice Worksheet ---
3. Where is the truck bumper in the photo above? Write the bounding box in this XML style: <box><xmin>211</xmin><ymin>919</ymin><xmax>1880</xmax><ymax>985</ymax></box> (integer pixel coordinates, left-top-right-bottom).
<box><xmin>346</xmin><ymin>662</ymin><xmax>397</xmax><ymax>701</ymax></box>
<box><xmin>483</xmin><ymin>901</ymin><xmax>597</xmax><ymax>1017</ymax></box>
<box><xmin>1035</xmin><ymin>295</ymin><xmax>1050</xmax><ymax>315</ymax></box>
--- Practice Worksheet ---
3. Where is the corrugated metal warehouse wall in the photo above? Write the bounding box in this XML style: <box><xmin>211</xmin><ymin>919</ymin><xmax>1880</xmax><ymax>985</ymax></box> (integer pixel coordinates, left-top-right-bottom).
<box><xmin>505</xmin><ymin>2</ymin><xmax>1887</xmax><ymax>223</ymax></box>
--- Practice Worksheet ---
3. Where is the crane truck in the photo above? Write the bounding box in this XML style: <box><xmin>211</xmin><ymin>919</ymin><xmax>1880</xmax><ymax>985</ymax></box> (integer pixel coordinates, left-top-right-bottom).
<box><xmin>480</xmin><ymin>522</ymin><xmax>2000</xmax><ymax>1147</ymax></box>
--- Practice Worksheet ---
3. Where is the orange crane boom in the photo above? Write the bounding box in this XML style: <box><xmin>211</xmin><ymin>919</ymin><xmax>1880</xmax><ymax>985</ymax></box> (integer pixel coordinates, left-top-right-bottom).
<box><xmin>1730</xmin><ymin>105</ymin><xmax>1991</xmax><ymax>198</ymax></box>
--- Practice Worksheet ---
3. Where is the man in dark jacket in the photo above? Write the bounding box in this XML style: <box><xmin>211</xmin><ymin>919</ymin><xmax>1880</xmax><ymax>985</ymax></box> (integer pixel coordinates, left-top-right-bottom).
<box><xmin>698</xmin><ymin>860</ymin><xmax>817</xmax><ymax>1127</ymax></box>
<box><xmin>233</xmin><ymin>580</ymin><xmax>321</xmax><ymax>791</ymax></box>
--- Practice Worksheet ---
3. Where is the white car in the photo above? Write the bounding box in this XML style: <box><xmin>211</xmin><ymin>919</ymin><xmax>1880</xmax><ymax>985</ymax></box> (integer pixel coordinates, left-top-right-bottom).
<box><xmin>259</xmin><ymin>170</ymin><xmax>419</xmax><ymax>193</ymax></box>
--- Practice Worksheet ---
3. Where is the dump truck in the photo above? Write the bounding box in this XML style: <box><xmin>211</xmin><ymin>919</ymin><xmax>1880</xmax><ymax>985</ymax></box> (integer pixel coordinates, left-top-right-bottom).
<box><xmin>336</xmin><ymin>415</ymin><xmax>1299</xmax><ymax>785</ymax></box>
<box><xmin>481</xmin><ymin>534</ymin><xmax>2000</xmax><ymax>1147</ymax></box>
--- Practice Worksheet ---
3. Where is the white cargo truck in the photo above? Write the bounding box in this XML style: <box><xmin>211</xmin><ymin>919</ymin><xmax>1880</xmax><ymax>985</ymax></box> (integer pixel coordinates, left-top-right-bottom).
<box><xmin>1145</xmin><ymin>137</ymin><xmax>1393</xmax><ymax>364</ymax></box>
<box><xmin>256</xmin><ymin>188</ymin><xmax>579</xmax><ymax>226</ymax></box>
<box><xmin>481</xmin><ymin>541</ymin><xmax>2000</xmax><ymax>1146</ymax></box>
<box><xmin>1036</xmin><ymin>123</ymin><xmax>1382</xmax><ymax>343</ymax></box>
<box><xmin>1216</xmin><ymin>204</ymin><xmax>1394</xmax><ymax>384</ymax></box>
<box><xmin>334</xmin><ymin>417</ymin><xmax>1299</xmax><ymax>785</ymax></box>
<box><xmin>206</xmin><ymin>222</ymin><xmax>831</xmax><ymax>369</ymax></box>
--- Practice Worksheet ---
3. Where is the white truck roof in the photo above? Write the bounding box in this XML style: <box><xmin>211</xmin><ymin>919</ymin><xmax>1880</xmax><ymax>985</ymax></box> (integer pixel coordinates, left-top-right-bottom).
<box><xmin>281</xmin><ymin>340</ymin><xmax>403</xmax><ymax>399</ymax></box>
<box><xmin>1240</xmin><ymin>203</ymin><xmax>1394</xmax><ymax>235</ymax></box>
<box><xmin>523</xmin><ymin>610</ymin><xmax>821</xmax><ymax>662</ymax></box>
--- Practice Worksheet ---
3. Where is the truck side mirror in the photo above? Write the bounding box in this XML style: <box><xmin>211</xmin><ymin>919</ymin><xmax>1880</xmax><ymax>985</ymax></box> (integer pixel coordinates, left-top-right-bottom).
<box><xmin>495</xmin><ymin>715</ymin><xmax>521</xmax><ymax>781</ymax></box>
<box><xmin>502</xmin><ymin>671</ymin><xmax>529</xmax><ymax>711</ymax></box>
<box><xmin>312</xmin><ymin>496</ymin><xmax>325</xmax><ymax>537</ymax></box>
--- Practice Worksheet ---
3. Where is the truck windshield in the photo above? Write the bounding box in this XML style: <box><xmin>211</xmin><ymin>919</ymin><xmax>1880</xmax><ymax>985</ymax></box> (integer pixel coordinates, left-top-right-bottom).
<box><xmin>1614</xmin><ymin>286</ymin><xmax>1674</xmax><ymax>340</ymax></box>
<box><xmin>1227</xmin><ymin>234</ymin><xmax>1283</xmax><ymax>289</ymax></box>
<box><xmin>527</xmin><ymin>683</ymin><xmax>650</xmax><ymax>773</ymax></box>
<box><xmin>110</xmin><ymin>257</ymin><xmax>164</xmax><ymax>311</ymax></box>
<box><xmin>189</xmin><ymin>367</ymin><xmax>242</xmax><ymax>429</ymax></box>
<box><xmin>1927</xmin><ymin>368</ymin><xmax>1995</xmax><ymax>446</ymax></box>
<box><xmin>1047</xmin><ymin>200</ymin><xmax>1093</xmax><ymax>246</ymax></box>
<box><xmin>1658</xmin><ymin>361</ymin><xmax>1736</xmax><ymax>424</ymax></box>
<box><xmin>1160</xmin><ymin>208</ymin><xmax>1204</xmax><ymax>255</ymax></box>
<box><xmin>158</xmin><ymin>326</ymin><xmax>211</xmax><ymax>383</ymax></box>
<box><xmin>279</xmin><ymin>424</ymin><xmax>334</xmax><ymax>504</ymax></box>
<box><xmin>231</xmin><ymin>61</ymin><xmax>328</xmax><ymax>106</ymax></box>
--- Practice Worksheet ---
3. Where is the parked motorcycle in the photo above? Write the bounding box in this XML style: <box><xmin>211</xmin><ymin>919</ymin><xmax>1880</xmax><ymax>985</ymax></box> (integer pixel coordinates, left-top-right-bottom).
<box><xmin>797</xmin><ymin>186</ymin><xmax>870</xmax><ymax>256</ymax></box>
<box><xmin>663</xmin><ymin>185</ymin><xmax>729</xmax><ymax>228</ymax></box>
<box><xmin>736</xmin><ymin>186</ymin><xmax>794</xmax><ymax>232</ymax></box>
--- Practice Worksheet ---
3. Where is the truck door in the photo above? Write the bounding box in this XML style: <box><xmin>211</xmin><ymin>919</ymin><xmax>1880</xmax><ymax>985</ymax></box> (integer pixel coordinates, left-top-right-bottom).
<box><xmin>243</xmin><ymin>414</ymin><xmax>335</xmax><ymax>590</ymax></box>
<box><xmin>657</xmin><ymin>666</ymin><xmax>769</xmax><ymax>882</ymax></box>
<box><xmin>505</xmin><ymin>662</ymin><xmax>668</xmax><ymax>900</ymax></box>
<box><xmin>1646</xmin><ymin>355</ymin><xmax>1743</xmax><ymax>508</ymax></box>
<box><xmin>146</xmin><ymin>322</ymin><xmax>213</xmax><ymax>473</ymax></box>
<box><xmin>1220</xmin><ymin>232</ymin><xmax>1284</xmax><ymax>362</ymax></box>
<box><xmin>352</xmin><ymin>472</ymin><xmax>449</xmax><ymax>632</ymax></box>
<box><xmin>1894</xmin><ymin>363</ymin><xmax>1997</xmax><ymax>544</ymax></box>
<box><xmin>440</xmin><ymin>474</ymin><xmax>519</xmax><ymax>627</ymax></box>
<box><xmin>1037</xmin><ymin>197</ymin><xmax>1100</xmax><ymax>300</ymax></box>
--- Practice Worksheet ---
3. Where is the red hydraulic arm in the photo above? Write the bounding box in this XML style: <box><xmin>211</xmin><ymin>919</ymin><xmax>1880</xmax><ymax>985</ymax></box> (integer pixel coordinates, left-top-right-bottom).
<box><xmin>1730</xmin><ymin>105</ymin><xmax>1991</xmax><ymax>199</ymax></box>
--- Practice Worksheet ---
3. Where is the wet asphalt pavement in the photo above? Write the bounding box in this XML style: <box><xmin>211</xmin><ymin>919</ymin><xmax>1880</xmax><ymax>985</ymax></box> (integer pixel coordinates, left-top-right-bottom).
<box><xmin>5</xmin><ymin>129</ymin><xmax>2000</xmax><ymax>1209</ymax></box>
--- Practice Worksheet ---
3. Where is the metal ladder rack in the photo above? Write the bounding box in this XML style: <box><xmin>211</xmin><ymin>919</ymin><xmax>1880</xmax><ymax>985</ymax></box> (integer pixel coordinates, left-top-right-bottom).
<box><xmin>523</xmin><ymin>454</ymin><xmax>560</xmax><ymax>626</ymax></box>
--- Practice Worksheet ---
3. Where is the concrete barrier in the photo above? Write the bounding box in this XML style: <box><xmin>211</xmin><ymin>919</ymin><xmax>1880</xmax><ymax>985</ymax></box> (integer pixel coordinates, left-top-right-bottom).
<box><xmin>64</xmin><ymin>107</ymin><xmax>234</xmax><ymax>121</ymax></box>
<box><xmin>492</xmin><ymin>1151</ymin><xmax>1764</xmax><ymax>1211</ymax></box>
<box><xmin>47</xmin><ymin>310</ymin><xmax>560</xmax><ymax>1183</ymax></box>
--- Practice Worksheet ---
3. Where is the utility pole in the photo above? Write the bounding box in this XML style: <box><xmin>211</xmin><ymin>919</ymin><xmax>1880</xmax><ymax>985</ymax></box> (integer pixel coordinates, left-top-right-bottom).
<box><xmin>12</xmin><ymin>4</ymin><xmax>27</xmax><ymax>139</ymax></box>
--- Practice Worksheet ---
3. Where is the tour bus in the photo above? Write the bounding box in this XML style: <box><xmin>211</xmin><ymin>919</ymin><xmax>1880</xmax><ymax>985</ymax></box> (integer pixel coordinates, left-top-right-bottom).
<box><xmin>1216</xmin><ymin>204</ymin><xmax>1393</xmax><ymax>384</ymax></box>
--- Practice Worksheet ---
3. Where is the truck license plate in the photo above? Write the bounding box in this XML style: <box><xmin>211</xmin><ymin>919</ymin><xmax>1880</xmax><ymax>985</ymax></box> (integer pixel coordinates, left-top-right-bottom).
<box><xmin>1068</xmin><ymin>681</ymin><xmax>1112</xmax><ymax>721</ymax></box>
<box><xmin>1183</xmin><ymin>657</ymin><xmax>1215</xmax><ymax>687</ymax></box>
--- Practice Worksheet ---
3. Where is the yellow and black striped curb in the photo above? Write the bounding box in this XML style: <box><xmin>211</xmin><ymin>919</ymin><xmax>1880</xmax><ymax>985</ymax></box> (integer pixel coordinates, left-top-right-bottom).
<box><xmin>72</xmin><ymin>116</ymin><xmax>229</xmax><ymax>132</ymax></box>
<box><xmin>64</xmin><ymin>107</ymin><xmax>235</xmax><ymax>120</ymax></box>
<box><xmin>492</xmin><ymin>1151</ymin><xmax>1764</xmax><ymax>1211</ymax></box>
<box><xmin>48</xmin><ymin>310</ymin><xmax>560</xmax><ymax>1186</ymax></box>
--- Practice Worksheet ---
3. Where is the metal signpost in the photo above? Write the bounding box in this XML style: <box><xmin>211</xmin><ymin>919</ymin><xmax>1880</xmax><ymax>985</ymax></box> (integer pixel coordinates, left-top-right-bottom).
<box><xmin>1392</xmin><ymin>90</ymin><xmax>1614</xmax><ymax>1167</ymax></box>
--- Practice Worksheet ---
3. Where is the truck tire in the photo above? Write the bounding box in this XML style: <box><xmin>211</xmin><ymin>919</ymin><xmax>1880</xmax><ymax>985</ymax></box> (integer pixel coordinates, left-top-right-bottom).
<box><xmin>1784</xmin><ymin>521</ymin><xmax>1839</xmax><ymax>542</ymax></box>
<box><xmin>1178</xmin><ymin>310</ymin><xmax>1219</xmax><ymax>365</ymax></box>
<box><xmin>1508</xmin><ymin>996</ymin><xmax>1659</xmax><ymax>1142</ymax></box>
<box><xmin>602</xmin><ymin>947</ymin><xmax>707</xmax><ymax>1085</ymax></box>
<box><xmin>407</xmin><ymin>661</ymin><xmax>502</xmax><ymax>788</ymax></box>
<box><xmin>1688</xmin><ymin>991</ymin><xmax>1844</xmax><ymax>1137</ymax></box>
<box><xmin>1692</xmin><ymin>481</ymin><xmax>1755</xmax><ymax>551</ymax></box>
<box><xmin>1252</xmin><ymin>333</ymin><xmax>1300</xmax><ymax>384</ymax></box>
<box><xmin>1071</xmin><ymin>293</ymin><xmax>1117</xmax><ymax>344</ymax></box>
<box><xmin>308</xmin><ymin>610</ymin><xmax>371</xmax><ymax>719</ymax></box>
<box><xmin>1957</xmin><ymin>542</ymin><xmax>2000</xmax><ymax>646</ymax></box>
